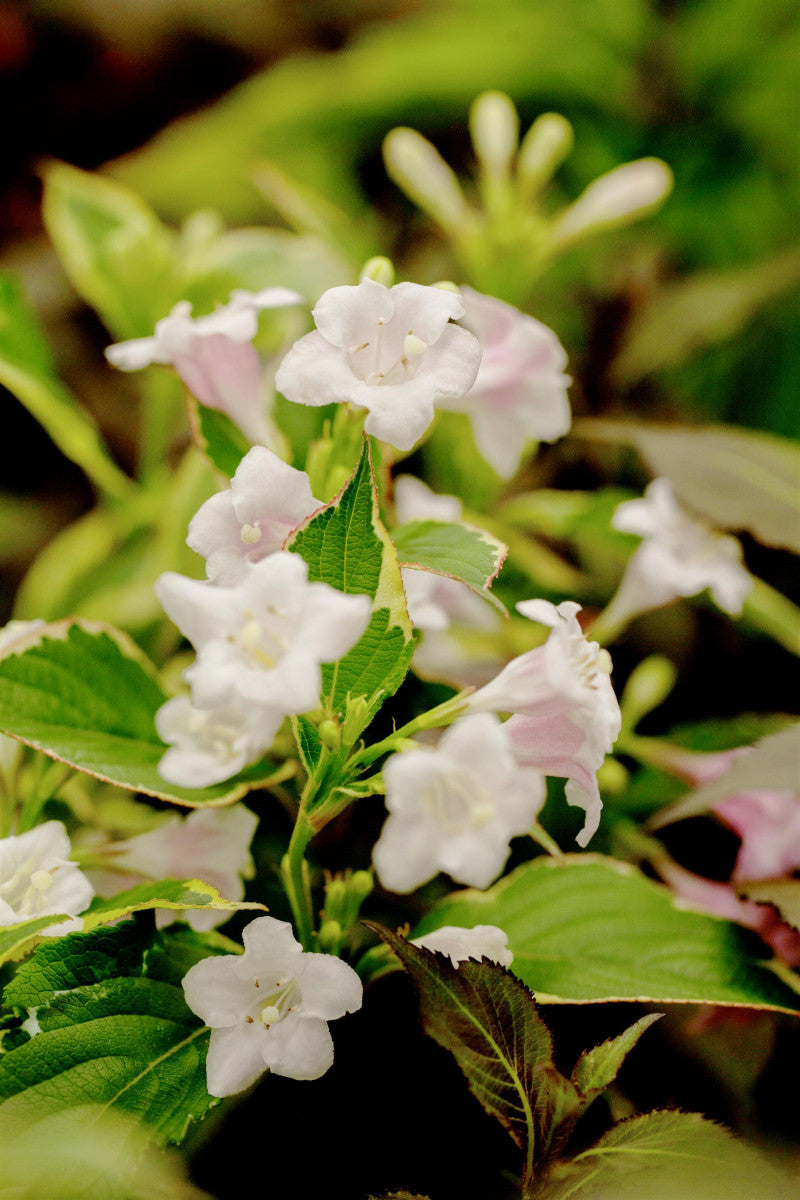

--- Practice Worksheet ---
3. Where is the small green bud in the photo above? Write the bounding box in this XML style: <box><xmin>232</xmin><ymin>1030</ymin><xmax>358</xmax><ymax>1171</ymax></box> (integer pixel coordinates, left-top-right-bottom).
<box><xmin>596</xmin><ymin>757</ymin><xmax>629</xmax><ymax>794</ymax></box>
<box><xmin>517</xmin><ymin>112</ymin><xmax>574</xmax><ymax>202</ymax></box>
<box><xmin>360</xmin><ymin>256</ymin><xmax>395</xmax><ymax>287</ymax></box>
<box><xmin>383</xmin><ymin>127</ymin><xmax>470</xmax><ymax>233</ymax></box>
<box><xmin>342</xmin><ymin>695</ymin><xmax>370</xmax><ymax>744</ymax></box>
<box><xmin>470</xmin><ymin>90</ymin><xmax>519</xmax><ymax>178</ymax></box>
<box><xmin>317</xmin><ymin>919</ymin><xmax>343</xmax><ymax>955</ymax></box>
<box><xmin>432</xmin><ymin>279</ymin><xmax>462</xmax><ymax>294</ymax></box>
<box><xmin>318</xmin><ymin>719</ymin><xmax>340</xmax><ymax>750</ymax></box>
<box><xmin>619</xmin><ymin>655</ymin><xmax>677</xmax><ymax>734</ymax></box>
<box><xmin>349</xmin><ymin>870</ymin><xmax>374</xmax><ymax>903</ymax></box>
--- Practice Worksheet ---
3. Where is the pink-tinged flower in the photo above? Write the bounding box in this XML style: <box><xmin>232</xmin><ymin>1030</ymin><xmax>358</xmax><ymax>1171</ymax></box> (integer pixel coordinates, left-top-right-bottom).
<box><xmin>467</xmin><ymin>599</ymin><xmax>621</xmax><ymax>847</ymax></box>
<box><xmin>657</xmin><ymin>858</ymin><xmax>800</xmax><ymax>968</ymax></box>
<box><xmin>182</xmin><ymin>915</ymin><xmax>363</xmax><ymax>1096</ymax></box>
<box><xmin>373</xmin><ymin>713</ymin><xmax>545</xmax><ymax>893</ymax></box>
<box><xmin>436</xmin><ymin>287</ymin><xmax>571</xmax><ymax>478</ymax></box>
<box><xmin>274</xmin><ymin>277</ymin><xmax>481</xmax><ymax>451</ymax></box>
<box><xmin>608</xmin><ymin>478</ymin><xmax>753</xmax><ymax>624</ymax></box>
<box><xmin>716</xmin><ymin>791</ymin><xmax>800</xmax><ymax>882</ymax></box>
<box><xmin>105</xmin><ymin>287</ymin><xmax>303</xmax><ymax>445</ymax></box>
<box><xmin>412</xmin><ymin>924</ymin><xmax>513</xmax><ymax>967</ymax></box>
<box><xmin>0</xmin><ymin>821</ymin><xmax>94</xmax><ymax>935</ymax></box>
<box><xmin>155</xmin><ymin>694</ymin><xmax>280</xmax><ymax>789</ymax></box>
<box><xmin>187</xmin><ymin>446</ymin><xmax>321</xmax><ymax>585</ymax></box>
<box><xmin>155</xmin><ymin>552</ymin><xmax>372</xmax><ymax>715</ymax></box>
<box><xmin>109</xmin><ymin>806</ymin><xmax>258</xmax><ymax>931</ymax></box>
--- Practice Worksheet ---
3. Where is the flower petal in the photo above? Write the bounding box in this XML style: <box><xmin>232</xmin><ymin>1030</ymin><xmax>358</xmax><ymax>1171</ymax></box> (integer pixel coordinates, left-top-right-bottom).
<box><xmin>295</xmin><ymin>954</ymin><xmax>363</xmax><ymax>1020</ymax></box>
<box><xmin>205</xmin><ymin>1022</ymin><xmax>267</xmax><ymax>1097</ymax></box>
<box><xmin>262</xmin><ymin>1014</ymin><xmax>335</xmax><ymax>1081</ymax></box>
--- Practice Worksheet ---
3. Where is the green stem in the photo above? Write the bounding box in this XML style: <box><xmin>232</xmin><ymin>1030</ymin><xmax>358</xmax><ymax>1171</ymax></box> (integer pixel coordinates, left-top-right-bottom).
<box><xmin>16</xmin><ymin>759</ymin><xmax>70</xmax><ymax>833</ymax></box>
<box><xmin>529</xmin><ymin>820</ymin><xmax>564</xmax><ymax>860</ymax></box>
<box><xmin>280</xmin><ymin>808</ymin><xmax>315</xmax><ymax>951</ymax></box>
<box><xmin>349</xmin><ymin>690</ymin><xmax>472</xmax><ymax>772</ymax></box>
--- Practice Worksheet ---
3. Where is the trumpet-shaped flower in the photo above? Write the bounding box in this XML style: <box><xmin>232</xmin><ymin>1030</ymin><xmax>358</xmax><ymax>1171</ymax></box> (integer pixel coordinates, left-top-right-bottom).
<box><xmin>274</xmin><ymin>277</ymin><xmax>481</xmax><ymax>451</ymax></box>
<box><xmin>468</xmin><ymin>600</ymin><xmax>621</xmax><ymax>847</ymax></box>
<box><xmin>716</xmin><ymin>790</ymin><xmax>800</xmax><ymax>882</ymax></box>
<box><xmin>155</xmin><ymin>694</ymin><xmax>281</xmax><ymax>788</ymax></box>
<box><xmin>436</xmin><ymin>287</ymin><xmax>571</xmax><ymax>478</ymax></box>
<box><xmin>182</xmin><ymin>915</ymin><xmax>363</xmax><ymax>1095</ymax></box>
<box><xmin>373</xmin><ymin>713</ymin><xmax>545</xmax><ymax>893</ymax></box>
<box><xmin>412</xmin><ymin>924</ymin><xmax>513</xmax><ymax>967</ymax></box>
<box><xmin>0</xmin><ymin>821</ymin><xmax>93</xmax><ymax>934</ymax></box>
<box><xmin>105</xmin><ymin>288</ymin><xmax>303</xmax><ymax>445</ymax></box>
<box><xmin>155</xmin><ymin>552</ymin><xmax>372</xmax><ymax>714</ymax></box>
<box><xmin>109</xmin><ymin>806</ymin><xmax>258</xmax><ymax>931</ymax></box>
<box><xmin>187</xmin><ymin>446</ymin><xmax>321</xmax><ymax>584</ymax></box>
<box><xmin>609</xmin><ymin>478</ymin><xmax>753</xmax><ymax>622</ymax></box>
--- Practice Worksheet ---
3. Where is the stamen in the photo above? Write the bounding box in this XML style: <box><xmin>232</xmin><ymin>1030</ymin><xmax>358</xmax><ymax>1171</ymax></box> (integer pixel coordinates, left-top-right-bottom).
<box><xmin>260</xmin><ymin>1005</ymin><xmax>282</xmax><ymax>1026</ymax></box>
<box><xmin>240</xmin><ymin>523</ymin><xmax>261</xmax><ymax>545</ymax></box>
<box><xmin>240</xmin><ymin>619</ymin><xmax>262</xmax><ymax>647</ymax></box>
<box><xmin>404</xmin><ymin>332</ymin><xmax>427</xmax><ymax>357</ymax></box>
<box><xmin>30</xmin><ymin>871</ymin><xmax>54</xmax><ymax>892</ymax></box>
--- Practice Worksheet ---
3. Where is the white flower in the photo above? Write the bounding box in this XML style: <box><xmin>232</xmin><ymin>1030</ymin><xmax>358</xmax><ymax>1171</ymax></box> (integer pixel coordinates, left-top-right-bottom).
<box><xmin>155</xmin><ymin>694</ymin><xmax>281</xmax><ymax>789</ymax></box>
<box><xmin>373</xmin><ymin>713</ymin><xmax>545</xmax><ymax>893</ymax></box>
<box><xmin>608</xmin><ymin>478</ymin><xmax>753</xmax><ymax>622</ymax></box>
<box><xmin>155</xmin><ymin>552</ymin><xmax>372</xmax><ymax>714</ymax></box>
<box><xmin>105</xmin><ymin>287</ymin><xmax>303</xmax><ymax>444</ymax></box>
<box><xmin>468</xmin><ymin>600</ymin><xmax>621</xmax><ymax>847</ymax></box>
<box><xmin>412</xmin><ymin>924</ymin><xmax>513</xmax><ymax>967</ymax></box>
<box><xmin>187</xmin><ymin>446</ymin><xmax>321</xmax><ymax>585</ymax></box>
<box><xmin>394</xmin><ymin>475</ymin><xmax>463</xmax><ymax>525</ymax></box>
<box><xmin>436</xmin><ymin>287</ymin><xmax>571</xmax><ymax>478</ymax></box>
<box><xmin>109</xmin><ymin>806</ymin><xmax>258</xmax><ymax>931</ymax></box>
<box><xmin>0</xmin><ymin>821</ymin><xmax>94</xmax><ymax>934</ymax></box>
<box><xmin>274</xmin><ymin>277</ymin><xmax>481</xmax><ymax>451</ymax></box>
<box><xmin>182</xmin><ymin>915</ymin><xmax>363</xmax><ymax>1096</ymax></box>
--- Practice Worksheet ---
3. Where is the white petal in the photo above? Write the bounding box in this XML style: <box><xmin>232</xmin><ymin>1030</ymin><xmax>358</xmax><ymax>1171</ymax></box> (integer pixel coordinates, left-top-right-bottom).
<box><xmin>182</xmin><ymin>954</ymin><xmax>252</xmax><ymax>1027</ymax></box>
<box><xmin>354</xmin><ymin>378</ymin><xmax>438</xmax><ymax>451</ymax></box>
<box><xmin>240</xmin><ymin>915</ymin><xmax>303</xmax><ymax>975</ymax></box>
<box><xmin>372</xmin><ymin>814</ymin><xmax>443</xmax><ymax>894</ymax></box>
<box><xmin>262</xmin><ymin>1014</ymin><xmax>334</xmax><ymax>1081</ymax></box>
<box><xmin>295</xmin><ymin>954</ymin><xmax>363</xmax><ymax>1020</ymax></box>
<box><xmin>394</xmin><ymin>475</ymin><xmax>462</xmax><ymax>524</ymax></box>
<box><xmin>386</xmin><ymin>281</ymin><xmax>465</xmax><ymax>344</ymax></box>
<box><xmin>412</xmin><ymin>924</ymin><xmax>513</xmax><ymax>967</ymax></box>
<box><xmin>312</xmin><ymin>278</ymin><xmax>395</xmax><ymax>348</ymax></box>
<box><xmin>155</xmin><ymin>572</ymin><xmax>237</xmax><ymax>648</ymax></box>
<box><xmin>205</xmin><ymin>1023</ymin><xmax>267</xmax><ymax>1097</ymax></box>
<box><xmin>104</xmin><ymin>335</ymin><xmax>166</xmax><ymax>371</ymax></box>
<box><xmin>275</xmin><ymin>331</ymin><xmax>362</xmax><ymax>407</ymax></box>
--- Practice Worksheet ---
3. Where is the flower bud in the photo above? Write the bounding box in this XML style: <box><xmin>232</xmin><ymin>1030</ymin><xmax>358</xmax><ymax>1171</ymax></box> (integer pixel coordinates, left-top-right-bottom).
<box><xmin>360</xmin><ymin>256</ymin><xmax>395</xmax><ymax>287</ymax></box>
<box><xmin>342</xmin><ymin>695</ymin><xmax>370</xmax><ymax>744</ymax></box>
<box><xmin>349</xmin><ymin>870</ymin><xmax>374</xmax><ymax>904</ymax></box>
<box><xmin>552</xmin><ymin>158</ymin><xmax>673</xmax><ymax>247</ymax></box>
<box><xmin>323</xmin><ymin>877</ymin><xmax>348</xmax><ymax>922</ymax></box>
<box><xmin>469</xmin><ymin>91</ymin><xmax>519</xmax><ymax>178</ymax></box>
<box><xmin>317</xmin><ymin>918</ymin><xmax>344</xmax><ymax>955</ymax></box>
<box><xmin>517</xmin><ymin>113</ymin><xmax>574</xmax><ymax>201</ymax></box>
<box><xmin>619</xmin><ymin>655</ymin><xmax>678</xmax><ymax>733</ymax></box>
<box><xmin>318</xmin><ymin>719</ymin><xmax>340</xmax><ymax>750</ymax></box>
<box><xmin>383</xmin><ymin>127</ymin><xmax>470</xmax><ymax>233</ymax></box>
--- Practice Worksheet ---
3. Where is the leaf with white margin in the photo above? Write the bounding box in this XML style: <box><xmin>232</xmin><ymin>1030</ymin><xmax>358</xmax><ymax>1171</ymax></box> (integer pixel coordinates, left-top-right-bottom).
<box><xmin>0</xmin><ymin>620</ymin><xmax>280</xmax><ymax>806</ymax></box>
<box><xmin>737</xmin><ymin>879</ymin><xmax>800</xmax><ymax>933</ymax></box>
<box><xmin>286</xmin><ymin>438</ymin><xmax>414</xmax><ymax>730</ymax></box>
<box><xmin>0</xmin><ymin>920</ymin><xmax>223</xmax><ymax>1145</ymax></box>
<box><xmin>537</xmin><ymin>1110</ymin><xmax>796</xmax><ymax>1200</ymax></box>
<box><xmin>393</xmin><ymin>519</ymin><xmax>508</xmax><ymax>613</ymax></box>
<box><xmin>414</xmin><ymin>856</ymin><xmax>800</xmax><ymax>1013</ymax></box>
<box><xmin>575</xmin><ymin>419</ymin><xmax>800</xmax><ymax>554</ymax></box>
<box><xmin>0</xmin><ymin>878</ymin><xmax>265</xmax><ymax>967</ymax></box>
<box><xmin>649</xmin><ymin>724</ymin><xmax>800</xmax><ymax>828</ymax></box>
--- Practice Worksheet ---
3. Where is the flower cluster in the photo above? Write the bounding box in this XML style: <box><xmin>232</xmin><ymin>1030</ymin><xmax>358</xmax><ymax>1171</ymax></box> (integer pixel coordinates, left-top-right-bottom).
<box><xmin>0</xmin><ymin>821</ymin><xmax>93</xmax><ymax>934</ymax></box>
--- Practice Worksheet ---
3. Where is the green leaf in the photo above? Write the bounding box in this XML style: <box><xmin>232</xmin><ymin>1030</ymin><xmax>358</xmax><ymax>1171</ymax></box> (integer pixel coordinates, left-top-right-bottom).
<box><xmin>393</xmin><ymin>519</ymin><xmax>508</xmax><ymax>612</ymax></box>
<box><xmin>366</xmin><ymin>922</ymin><xmax>556</xmax><ymax>1188</ymax></box>
<box><xmin>414</xmin><ymin>856</ymin><xmax>800</xmax><ymax>1013</ymax></box>
<box><xmin>42</xmin><ymin>162</ymin><xmax>174</xmax><ymax>339</ymax></box>
<box><xmin>287</xmin><ymin>439</ymin><xmax>414</xmax><ymax>729</ymax></box>
<box><xmin>537</xmin><ymin>1110</ymin><xmax>796</xmax><ymax>1200</ymax></box>
<box><xmin>0</xmin><ymin>620</ymin><xmax>276</xmax><ymax>806</ymax></box>
<box><xmin>0</xmin><ymin>878</ymin><xmax>263</xmax><ymax>968</ymax></box>
<box><xmin>190</xmin><ymin>401</ymin><xmax>252</xmax><ymax>478</ymax></box>
<box><xmin>737</xmin><ymin>879</ymin><xmax>800</xmax><ymax>932</ymax></box>
<box><xmin>575</xmin><ymin>419</ymin><xmax>800</xmax><ymax>554</ymax></box>
<box><xmin>0</xmin><ymin>272</ymin><xmax>132</xmax><ymax>501</ymax></box>
<box><xmin>649</xmin><ymin>724</ymin><xmax>800</xmax><ymax>828</ymax></box>
<box><xmin>572</xmin><ymin>1014</ymin><xmax>662</xmax><ymax>1100</ymax></box>
<box><xmin>0</xmin><ymin>921</ymin><xmax>219</xmax><ymax>1145</ymax></box>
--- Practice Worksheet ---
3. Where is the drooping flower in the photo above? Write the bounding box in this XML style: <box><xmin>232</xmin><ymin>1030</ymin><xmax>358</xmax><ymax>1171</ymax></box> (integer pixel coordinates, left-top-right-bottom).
<box><xmin>606</xmin><ymin>478</ymin><xmax>753</xmax><ymax>627</ymax></box>
<box><xmin>274</xmin><ymin>277</ymin><xmax>481</xmax><ymax>451</ymax></box>
<box><xmin>436</xmin><ymin>287</ymin><xmax>571</xmax><ymax>477</ymax></box>
<box><xmin>0</xmin><ymin>821</ymin><xmax>94</xmax><ymax>934</ymax></box>
<box><xmin>109</xmin><ymin>805</ymin><xmax>258</xmax><ymax>931</ymax></box>
<box><xmin>412</xmin><ymin>924</ymin><xmax>513</xmax><ymax>967</ymax></box>
<box><xmin>155</xmin><ymin>694</ymin><xmax>281</xmax><ymax>788</ymax></box>
<box><xmin>105</xmin><ymin>288</ymin><xmax>303</xmax><ymax>445</ymax></box>
<box><xmin>467</xmin><ymin>600</ymin><xmax>621</xmax><ymax>847</ymax></box>
<box><xmin>373</xmin><ymin>713</ymin><xmax>545</xmax><ymax>893</ymax></box>
<box><xmin>187</xmin><ymin>446</ymin><xmax>321</xmax><ymax>585</ymax></box>
<box><xmin>155</xmin><ymin>552</ymin><xmax>372</xmax><ymax>714</ymax></box>
<box><xmin>182</xmin><ymin>915</ymin><xmax>363</xmax><ymax>1096</ymax></box>
<box><xmin>716</xmin><ymin>791</ymin><xmax>800</xmax><ymax>882</ymax></box>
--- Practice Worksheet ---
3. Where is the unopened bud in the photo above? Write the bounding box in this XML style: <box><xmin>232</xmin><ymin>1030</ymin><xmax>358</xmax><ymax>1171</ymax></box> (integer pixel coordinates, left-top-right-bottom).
<box><xmin>317</xmin><ymin>919</ymin><xmax>343</xmax><ymax>955</ymax></box>
<box><xmin>342</xmin><ymin>695</ymin><xmax>370</xmax><ymax>743</ymax></box>
<box><xmin>596</xmin><ymin>757</ymin><xmax>629</xmax><ymax>794</ymax></box>
<box><xmin>517</xmin><ymin>113</ymin><xmax>574</xmax><ymax>201</ymax></box>
<box><xmin>619</xmin><ymin>655</ymin><xmax>677</xmax><ymax>733</ymax></box>
<box><xmin>383</xmin><ymin>127</ymin><xmax>470</xmax><ymax>233</ymax></box>
<box><xmin>318</xmin><ymin>719</ymin><xmax>340</xmax><ymax>750</ymax></box>
<box><xmin>360</xmin><ymin>256</ymin><xmax>395</xmax><ymax>287</ymax></box>
<box><xmin>432</xmin><ymin>280</ymin><xmax>461</xmax><ymax>294</ymax></box>
<box><xmin>552</xmin><ymin>158</ymin><xmax>673</xmax><ymax>246</ymax></box>
<box><xmin>469</xmin><ymin>90</ymin><xmax>519</xmax><ymax>178</ymax></box>
<box><xmin>349</xmin><ymin>870</ymin><xmax>374</xmax><ymax>903</ymax></box>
